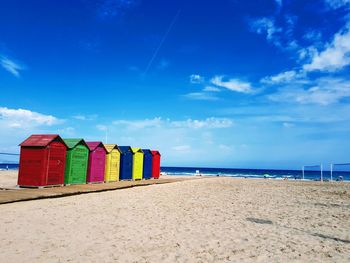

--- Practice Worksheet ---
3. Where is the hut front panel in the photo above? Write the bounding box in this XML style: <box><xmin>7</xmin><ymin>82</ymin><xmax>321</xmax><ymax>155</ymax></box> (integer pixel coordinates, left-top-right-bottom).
<box><xmin>112</xmin><ymin>150</ymin><xmax>120</xmax><ymax>181</ymax></box>
<box><xmin>120</xmin><ymin>153</ymin><xmax>133</xmax><ymax>180</ymax></box>
<box><xmin>18</xmin><ymin>147</ymin><xmax>46</xmax><ymax>186</ymax></box>
<box><xmin>70</xmin><ymin>145</ymin><xmax>88</xmax><ymax>184</ymax></box>
<box><xmin>152</xmin><ymin>154</ymin><xmax>161</xmax><ymax>179</ymax></box>
<box><xmin>133</xmin><ymin>153</ymin><xmax>143</xmax><ymax>180</ymax></box>
<box><xmin>64</xmin><ymin>150</ymin><xmax>73</xmax><ymax>184</ymax></box>
<box><xmin>142</xmin><ymin>152</ymin><xmax>153</xmax><ymax>179</ymax></box>
<box><xmin>47</xmin><ymin>142</ymin><xmax>66</xmax><ymax>185</ymax></box>
<box><xmin>105</xmin><ymin>153</ymin><xmax>111</xmax><ymax>182</ymax></box>
<box><xmin>88</xmin><ymin>148</ymin><xmax>106</xmax><ymax>182</ymax></box>
<box><xmin>105</xmin><ymin>150</ymin><xmax>120</xmax><ymax>182</ymax></box>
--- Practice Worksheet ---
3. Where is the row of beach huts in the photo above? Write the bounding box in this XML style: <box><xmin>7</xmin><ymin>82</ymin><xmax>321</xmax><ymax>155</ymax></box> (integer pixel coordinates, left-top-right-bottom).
<box><xmin>17</xmin><ymin>134</ymin><xmax>161</xmax><ymax>187</ymax></box>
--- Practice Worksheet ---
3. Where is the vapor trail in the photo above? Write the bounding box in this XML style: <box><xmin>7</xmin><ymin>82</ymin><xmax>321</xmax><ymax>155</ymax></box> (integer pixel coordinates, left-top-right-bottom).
<box><xmin>144</xmin><ymin>9</ymin><xmax>181</xmax><ymax>75</ymax></box>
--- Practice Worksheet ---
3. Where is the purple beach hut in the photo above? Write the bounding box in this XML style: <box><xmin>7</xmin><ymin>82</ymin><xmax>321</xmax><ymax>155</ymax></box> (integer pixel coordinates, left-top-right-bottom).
<box><xmin>86</xmin><ymin>142</ymin><xmax>107</xmax><ymax>183</ymax></box>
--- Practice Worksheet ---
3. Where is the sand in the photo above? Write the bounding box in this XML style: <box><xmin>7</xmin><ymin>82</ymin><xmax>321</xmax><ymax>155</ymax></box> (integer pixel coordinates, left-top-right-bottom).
<box><xmin>0</xmin><ymin>170</ymin><xmax>19</xmax><ymax>189</ymax></box>
<box><xmin>0</xmin><ymin>172</ymin><xmax>350</xmax><ymax>262</ymax></box>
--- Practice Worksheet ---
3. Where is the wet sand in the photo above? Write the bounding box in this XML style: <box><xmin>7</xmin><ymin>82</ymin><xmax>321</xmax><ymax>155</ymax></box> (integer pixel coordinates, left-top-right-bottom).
<box><xmin>0</xmin><ymin>171</ymin><xmax>349</xmax><ymax>262</ymax></box>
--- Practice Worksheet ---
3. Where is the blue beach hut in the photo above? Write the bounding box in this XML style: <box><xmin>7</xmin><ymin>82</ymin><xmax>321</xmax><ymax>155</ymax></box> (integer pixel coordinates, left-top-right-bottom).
<box><xmin>142</xmin><ymin>149</ymin><xmax>153</xmax><ymax>180</ymax></box>
<box><xmin>119</xmin><ymin>146</ymin><xmax>133</xmax><ymax>180</ymax></box>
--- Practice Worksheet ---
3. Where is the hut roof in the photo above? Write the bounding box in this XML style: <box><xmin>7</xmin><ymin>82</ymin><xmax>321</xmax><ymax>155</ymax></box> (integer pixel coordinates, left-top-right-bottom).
<box><xmin>131</xmin><ymin>148</ymin><xmax>143</xmax><ymax>154</ymax></box>
<box><xmin>118</xmin><ymin>146</ymin><xmax>132</xmax><ymax>153</ymax></box>
<box><xmin>86</xmin><ymin>141</ymin><xmax>107</xmax><ymax>152</ymax></box>
<box><xmin>19</xmin><ymin>134</ymin><xmax>66</xmax><ymax>147</ymax></box>
<box><xmin>103</xmin><ymin>144</ymin><xmax>121</xmax><ymax>153</ymax></box>
<box><xmin>63</xmin><ymin>138</ymin><xmax>87</xmax><ymax>149</ymax></box>
<box><xmin>151</xmin><ymin>150</ymin><xmax>161</xmax><ymax>156</ymax></box>
<box><xmin>142</xmin><ymin>149</ymin><xmax>152</xmax><ymax>155</ymax></box>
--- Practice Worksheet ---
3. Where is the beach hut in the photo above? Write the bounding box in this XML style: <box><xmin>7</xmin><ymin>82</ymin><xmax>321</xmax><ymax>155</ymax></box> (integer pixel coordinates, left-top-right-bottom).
<box><xmin>142</xmin><ymin>149</ymin><xmax>153</xmax><ymax>180</ymax></box>
<box><xmin>86</xmin><ymin>142</ymin><xmax>107</xmax><ymax>183</ymax></box>
<box><xmin>131</xmin><ymin>148</ymin><xmax>144</xmax><ymax>180</ymax></box>
<box><xmin>104</xmin><ymin>144</ymin><xmax>121</xmax><ymax>182</ymax></box>
<box><xmin>18</xmin><ymin>134</ymin><xmax>67</xmax><ymax>187</ymax></box>
<box><xmin>151</xmin><ymin>150</ymin><xmax>161</xmax><ymax>179</ymax></box>
<box><xmin>63</xmin><ymin>138</ymin><xmax>89</xmax><ymax>185</ymax></box>
<box><xmin>119</xmin><ymin>146</ymin><xmax>133</xmax><ymax>180</ymax></box>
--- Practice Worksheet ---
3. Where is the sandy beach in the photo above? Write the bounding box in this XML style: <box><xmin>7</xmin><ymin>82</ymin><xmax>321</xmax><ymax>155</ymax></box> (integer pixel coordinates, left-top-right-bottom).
<box><xmin>0</xmin><ymin>171</ymin><xmax>349</xmax><ymax>262</ymax></box>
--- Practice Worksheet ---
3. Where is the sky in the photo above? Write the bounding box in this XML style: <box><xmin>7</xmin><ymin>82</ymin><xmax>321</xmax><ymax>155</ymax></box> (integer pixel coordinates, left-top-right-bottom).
<box><xmin>1</xmin><ymin>0</ymin><xmax>350</xmax><ymax>169</ymax></box>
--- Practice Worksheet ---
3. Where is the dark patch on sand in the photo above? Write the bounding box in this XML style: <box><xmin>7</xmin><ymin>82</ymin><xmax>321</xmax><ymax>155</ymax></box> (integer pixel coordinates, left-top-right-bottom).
<box><xmin>246</xmin><ymin>217</ymin><xmax>273</xmax><ymax>225</ymax></box>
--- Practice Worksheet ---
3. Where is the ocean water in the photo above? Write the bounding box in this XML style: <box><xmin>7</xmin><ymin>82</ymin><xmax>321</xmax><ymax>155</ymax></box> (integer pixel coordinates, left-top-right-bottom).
<box><xmin>1</xmin><ymin>164</ymin><xmax>349</xmax><ymax>181</ymax></box>
<box><xmin>161</xmin><ymin>166</ymin><xmax>350</xmax><ymax>181</ymax></box>
<box><xmin>0</xmin><ymin>163</ymin><xmax>19</xmax><ymax>170</ymax></box>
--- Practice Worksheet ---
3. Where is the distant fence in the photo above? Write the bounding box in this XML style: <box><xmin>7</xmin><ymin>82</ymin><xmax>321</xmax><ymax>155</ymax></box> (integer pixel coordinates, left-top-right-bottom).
<box><xmin>331</xmin><ymin>163</ymin><xmax>350</xmax><ymax>181</ymax></box>
<box><xmin>302</xmin><ymin>163</ymin><xmax>350</xmax><ymax>181</ymax></box>
<box><xmin>302</xmin><ymin>164</ymin><xmax>323</xmax><ymax>181</ymax></box>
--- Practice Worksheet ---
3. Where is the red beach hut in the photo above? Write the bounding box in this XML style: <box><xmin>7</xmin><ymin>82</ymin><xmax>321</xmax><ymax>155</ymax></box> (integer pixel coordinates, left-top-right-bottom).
<box><xmin>86</xmin><ymin>142</ymin><xmax>107</xmax><ymax>183</ymax></box>
<box><xmin>151</xmin><ymin>150</ymin><xmax>161</xmax><ymax>179</ymax></box>
<box><xmin>17</xmin><ymin>134</ymin><xmax>67</xmax><ymax>187</ymax></box>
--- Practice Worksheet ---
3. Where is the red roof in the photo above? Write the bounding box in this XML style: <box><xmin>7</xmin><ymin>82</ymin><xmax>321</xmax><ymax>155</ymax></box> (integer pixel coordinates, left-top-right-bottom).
<box><xmin>151</xmin><ymin>150</ymin><xmax>161</xmax><ymax>156</ymax></box>
<box><xmin>19</xmin><ymin>134</ymin><xmax>66</xmax><ymax>147</ymax></box>
<box><xmin>86</xmin><ymin>142</ymin><xmax>107</xmax><ymax>152</ymax></box>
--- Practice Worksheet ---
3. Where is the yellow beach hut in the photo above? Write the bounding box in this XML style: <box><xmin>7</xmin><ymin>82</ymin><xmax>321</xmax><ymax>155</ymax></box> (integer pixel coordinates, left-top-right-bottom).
<box><xmin>104</xmin><ymin>144</ymin><xmax>121</xmax><ymax>182</ymax></box>
<box><xmin>131</xmin><ymin>148</ymin><xmax>143</xmax><ymax>180</ymax></box>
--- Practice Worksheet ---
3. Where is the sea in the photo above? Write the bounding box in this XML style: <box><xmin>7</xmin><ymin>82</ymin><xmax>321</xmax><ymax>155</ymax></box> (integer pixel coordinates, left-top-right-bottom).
<box><xmin>161</xmin><ymin>166</ymin><xmax>350</xmax><ymax>181</ymax></box>
<box><xmin>1</xmin><ymin>163</ymin><xmax>349</xmax><ymax>181</ymax></box>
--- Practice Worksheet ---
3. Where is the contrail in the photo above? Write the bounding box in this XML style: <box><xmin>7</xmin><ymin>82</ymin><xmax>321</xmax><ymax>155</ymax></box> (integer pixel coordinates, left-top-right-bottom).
<box><xmin>144</xmin><ymin>9</ymin><xmax>181</xmax><ymax>75</ymax></box>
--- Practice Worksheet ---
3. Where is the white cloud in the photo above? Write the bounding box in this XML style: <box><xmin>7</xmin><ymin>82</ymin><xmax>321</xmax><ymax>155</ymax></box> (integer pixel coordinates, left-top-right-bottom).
<box><xmin>73</xmin><ymin>114</ymin><xmax>98</xmax><ymax>121</ymax></box>
<box><xmin>261</xmin><ymin>70</ymin><xmax>299</xmax><ymax>84</ymax></box>
<box><xmin>248</xmin><ymin>13</ymin><xmax>302</xmax><ymax>54</ymax></box>
<box><xmin>183</xmin><ymin>92</ymin><xmax>219</xmax><ymax>101</ymax></box>
<box><xmin>261</xmin><ymin>70</ymin><xmax>309</xmax><ymax>85</ymax></box>
<box><xmin>171</xmin><ymin>117</ymin><xmax>234</xmax><ymax>129</ymax></box>
<box><xmin>249</xmin><ymin>17</ymin><xmax>282</xmax><ymax>46</ymax></box>
<box><xmin>111</xmin><ymin>117</ymin><xmax>233</xmax><ymax>130</ymax></box>
<box><xmin>211</xmin><ymin>75</ymin><xmax>253</xmax><ymax>93</ymax></box>
<box><xmin>324</xmin><ymin>0</ymin><xmax>350</xmax><ymax>9</ymax></box>
<box><xmin>203</xmin><ymin>86</ymin><xmax>221</xmax><ymax>92</ymax></box>
<box><xmin>303</xmin><ymin>30</ymin><xmax>322</xmax><ymax>42</ymax></box>
<box><xmin>0</xmin><ymin>56</ymin><xmax>24</xmax><ymax>77</ymax></box>
<box><xmin>303</xmin><ymin>24</ymin><xmax>350</xmax><ymax>72</ymax></box>
<box><xmin>113</xmin><ymin>117</ymin><xmax>163</xmax><ymax>129</ymax></box>
<box><xmin>268</xmin><ymin>78</ymin><xmax>350</xmax><ymax>105</ymax></box>
<box><xmin>0</xmin><ymin>107</ymin><xmax>62</xmax><ymax>129</ymax></box>
<box><xmin>189</xmin><ymin>74</ymin><xmax>204</xmax><ymax>84</ymax></box>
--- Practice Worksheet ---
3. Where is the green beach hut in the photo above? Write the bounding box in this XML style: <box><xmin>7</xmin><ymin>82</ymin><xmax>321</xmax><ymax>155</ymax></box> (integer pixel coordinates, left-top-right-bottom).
<box><xmin>64</xmin><ymin>138</ymin><xmax>89</xmax><ymax>185</ymax></box>
<box><xmin>131</xmin><ymin>148</ymin><xmax>144</xmax><ymax>180</ymax></box>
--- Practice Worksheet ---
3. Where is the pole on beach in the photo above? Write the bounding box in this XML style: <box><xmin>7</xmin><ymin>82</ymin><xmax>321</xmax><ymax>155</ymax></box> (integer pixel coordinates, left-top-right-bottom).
<box><xmin>320</xmin><ymin>164</ymin><xmax>323</xmax><ymax>182</ymax></box>
<box><xmin>330</xmin><ymin>163</ymin><xmax>333</xmax><ymax>182</ymax></box>
<box><xmin>302</xmin><ymin>166</ymin><xmax>305</xmax><ymax>180</ymax></box>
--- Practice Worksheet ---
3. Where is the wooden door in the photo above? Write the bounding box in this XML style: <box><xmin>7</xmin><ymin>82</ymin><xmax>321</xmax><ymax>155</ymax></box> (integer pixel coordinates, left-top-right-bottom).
<box><xmin>47</xmin><ymin>142</ymin><xmax>66</xmax><ymax>185</ymax></box>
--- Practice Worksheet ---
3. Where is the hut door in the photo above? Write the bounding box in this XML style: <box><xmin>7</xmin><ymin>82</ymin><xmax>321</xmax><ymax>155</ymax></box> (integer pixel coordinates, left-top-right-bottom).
<box><xmin>71</xmin><ymin>146</ymin><xmax>88</xmax><ymax>182</ymax></box>
<box><xmin>47</xmin><ymin>143</ymin><xmax>65</xmax><ymax>185</ymax></box>
<box><xmin>110</xmin><ymin>151</ymin><xmax>118</xmax><ymax>179</ymax></box>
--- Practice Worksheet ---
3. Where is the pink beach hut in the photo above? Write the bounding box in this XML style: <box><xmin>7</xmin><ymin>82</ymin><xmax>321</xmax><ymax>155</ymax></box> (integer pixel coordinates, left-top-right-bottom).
<box><xmin>86</xmin><ymin>142</ymin><xmax>107</xmax><ymax>183</ymax></box>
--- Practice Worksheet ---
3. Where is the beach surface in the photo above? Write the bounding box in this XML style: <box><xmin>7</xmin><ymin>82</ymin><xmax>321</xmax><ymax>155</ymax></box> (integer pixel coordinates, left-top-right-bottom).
<box><xmin>0</xmin><ymin>171</ymin><xmax>350</xmax><ymax>262</ymax></box>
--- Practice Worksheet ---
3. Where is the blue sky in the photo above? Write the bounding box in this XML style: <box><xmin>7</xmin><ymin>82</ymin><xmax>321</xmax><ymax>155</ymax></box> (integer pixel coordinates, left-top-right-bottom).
<box><xmin>1</xmin><ymin>0</ymin><xmax>350</xmax><ymax>169</ymax></box>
